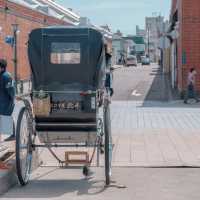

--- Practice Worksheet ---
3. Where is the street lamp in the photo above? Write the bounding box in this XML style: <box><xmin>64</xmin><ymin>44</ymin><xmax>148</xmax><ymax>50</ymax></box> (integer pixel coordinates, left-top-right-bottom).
<box><xmin>147</xmin><ymin>27</ymin><xmax>150</xmax><ymax>57</ymax></box>
<box><xmin>146</xmin><ymin>24</ymin><xmax>150</xmax><ymax>58</ymax></box>
<box><xmin>11</xmin><ymin>24</ymin><xmax>19</xmax><ymax>94</ymax></box>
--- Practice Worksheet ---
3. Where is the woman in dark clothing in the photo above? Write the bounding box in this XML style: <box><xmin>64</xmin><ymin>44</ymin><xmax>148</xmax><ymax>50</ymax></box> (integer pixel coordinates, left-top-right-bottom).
<box><xmin>0</xmin><ymin>59</ymin><xmax>15</xmax><ymax>141</ymax></box>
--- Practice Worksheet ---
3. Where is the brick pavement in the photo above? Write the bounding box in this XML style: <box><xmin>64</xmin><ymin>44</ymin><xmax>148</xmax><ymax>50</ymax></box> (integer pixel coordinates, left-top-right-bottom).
<box><xmin>111</xmin><ymin>101</ymin><xmax>200</xmax><ymax>130</ymax></box>
<box><xmin>110</xmin><ymin>101</ymin><xmax>200</xmax><ymax>167</ymax></box>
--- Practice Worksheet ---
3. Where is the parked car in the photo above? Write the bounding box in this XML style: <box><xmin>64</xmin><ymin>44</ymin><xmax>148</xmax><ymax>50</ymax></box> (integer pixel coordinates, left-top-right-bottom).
<box><xmin>141</xmin><ymin>56</ymin><xmax>150</xmax><ymax>65</ymax></box>
<box><xmin>125</xmin><ymin>55</ymin><xmax>137</xmax><ymax>67</ymax></box>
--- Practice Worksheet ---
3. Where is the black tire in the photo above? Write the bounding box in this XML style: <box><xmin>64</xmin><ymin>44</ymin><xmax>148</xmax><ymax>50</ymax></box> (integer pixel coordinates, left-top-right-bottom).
<box><xmin>13</xmin><ymin>121</ymin><xmax>15</xmax><ymax>136</ymax></box>
<box><xmin>104</xmin><ymin>101</ymin><xmax>112</xmax><ymax>185</ymax></box>
<box><xmin>16</xmin><ymin>107</ymin><xmax>33</xmax><ymax>186</ymax></box>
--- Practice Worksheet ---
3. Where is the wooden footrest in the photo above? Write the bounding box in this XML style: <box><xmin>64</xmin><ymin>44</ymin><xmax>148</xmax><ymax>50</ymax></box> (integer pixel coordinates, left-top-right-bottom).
<box><xmin>65</xmin><ymin>151</ymin><xmax>89</xmax><ymax>166</ymax></box>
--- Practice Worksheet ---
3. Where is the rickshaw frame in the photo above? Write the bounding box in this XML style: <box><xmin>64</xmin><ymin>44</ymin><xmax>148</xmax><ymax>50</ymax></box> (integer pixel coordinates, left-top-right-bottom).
<box><xmin>15</xmin><ymin>26</ymin><xmax>113</xmax><ymax>186</ymax></box>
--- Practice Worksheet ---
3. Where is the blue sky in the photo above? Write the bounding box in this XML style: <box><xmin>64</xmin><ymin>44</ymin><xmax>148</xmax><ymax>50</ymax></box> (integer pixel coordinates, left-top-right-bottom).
<box><xmin>57</xmin><ymin>0</ymin><xmax>171</xmax><ymax>35</ymax></box>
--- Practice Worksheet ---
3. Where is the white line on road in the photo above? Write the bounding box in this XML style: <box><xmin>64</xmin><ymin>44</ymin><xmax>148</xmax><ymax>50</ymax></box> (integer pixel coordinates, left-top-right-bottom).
<box><xmin>131</xmin><ymin>90</ymin><xmax>141</xmax><ymax>97</ymax></box>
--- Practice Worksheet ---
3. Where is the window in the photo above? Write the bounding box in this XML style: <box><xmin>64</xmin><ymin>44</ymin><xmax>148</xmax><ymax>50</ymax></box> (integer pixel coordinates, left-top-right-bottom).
<box><xmin>51</xmin><ymin>43</ymin><xmax>80</xmax><ymax>64</ymax></box>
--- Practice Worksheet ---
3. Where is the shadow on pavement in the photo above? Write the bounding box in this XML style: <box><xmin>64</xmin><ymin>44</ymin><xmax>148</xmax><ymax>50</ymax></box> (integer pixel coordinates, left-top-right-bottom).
<box><xmin>2</xmin><ymin>167</ymin><xmax>107</xmax><ymax>199</ymax></box>
<box><xmin>139</xmin><ymin>66</ymin><xmax>200</xmax><ymax>107</ymax></box>
<box><xmin>143</xmin><ymin>66</ymin><xmax>172</xmax><ymax>102</ymax></box>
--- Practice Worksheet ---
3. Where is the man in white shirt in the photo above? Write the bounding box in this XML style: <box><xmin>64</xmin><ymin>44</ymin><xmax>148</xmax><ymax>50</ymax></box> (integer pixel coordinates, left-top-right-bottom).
<box><xmin>184</xmin><ymin>68</ymin><xmax>199</xmax><ymax>103</ymax></box>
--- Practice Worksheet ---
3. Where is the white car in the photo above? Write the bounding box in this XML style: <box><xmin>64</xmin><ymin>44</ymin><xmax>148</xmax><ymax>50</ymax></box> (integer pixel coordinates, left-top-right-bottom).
<box><xmin>126</xmin><ymin>55</ymin><xmax>137</xmax><ymax>67</ymax></box>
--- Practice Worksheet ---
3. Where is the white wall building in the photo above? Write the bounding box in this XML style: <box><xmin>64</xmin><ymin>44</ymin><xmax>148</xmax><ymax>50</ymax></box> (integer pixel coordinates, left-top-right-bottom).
<box><xmin>145</xmin><ymin>15</ymin><xmax>165</xmax><ymax>62</ymax></box>
<box><xmin>112</xmin><ymin>33</ymin><xmax>125</xmax><ymax>64</ymax></box>
<box><xmin>10</xmin><ymin>0</ymin><xmax>80</xmax><ymax>24</ymax></box>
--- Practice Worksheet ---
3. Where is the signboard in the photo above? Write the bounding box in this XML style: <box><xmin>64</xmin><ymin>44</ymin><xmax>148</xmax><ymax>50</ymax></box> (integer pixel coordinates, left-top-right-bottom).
<box><xmin>5</xmin><ymin>36</ymin><xmax>14</xmax><ymax>47</ymax></box>
<box><xmin>135</xmin><ymin>44</ymin><xmax>145</xmax><ymax>52</ymax></box>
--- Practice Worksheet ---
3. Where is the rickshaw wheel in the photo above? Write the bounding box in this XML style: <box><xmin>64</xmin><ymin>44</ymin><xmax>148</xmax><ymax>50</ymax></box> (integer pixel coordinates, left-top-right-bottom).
<box><xmin>16</xmin><ymin>107</ymin><xmax>33</xmax><ymax>186</ymax></box>
<box><xmin>104</xmin><ymin>101</ymin><xmax>112</xmax><ymax>185</ymax></box>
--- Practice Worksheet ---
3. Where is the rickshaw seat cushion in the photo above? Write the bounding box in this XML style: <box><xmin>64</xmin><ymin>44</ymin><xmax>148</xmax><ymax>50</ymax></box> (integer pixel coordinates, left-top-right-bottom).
<box><xmin>35</xmin><ymin>112</ymin><xmax>96</xmax><ymax>123</ymax></box>
<box><xmin>35</xmin><ymin>113</ymin><xmax>97</xmax><ymax>132</ymax></box>
<box><xmin>35</xmin><ymin>122</ymin><xmax>97</xmax><ymax>132</ymax></box>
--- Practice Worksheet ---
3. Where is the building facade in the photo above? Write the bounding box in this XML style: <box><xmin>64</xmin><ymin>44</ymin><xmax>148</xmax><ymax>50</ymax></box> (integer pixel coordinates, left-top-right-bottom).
<box><xmin>145</xmin><ymin>15</ymin><xmax>165</xmax><ymax>62</ymax></box>
<box><xmin>169</xmin><ymin>0</ymin><xmax>200</xmax><ymax>94</ymax></box>
<box><xmin>112</xmin><ymin>31</ymin><xmax>125</xmax><ymax>64</ymax></box>
<box><xmin>0</xmin><ymin>0</ymin><xmax>79</xmax><ymax>84</ymax></box>
<box><xmin>136</xmin><ymin>25</ymin><xmax>145</xmax><ymax>38</ymax></box>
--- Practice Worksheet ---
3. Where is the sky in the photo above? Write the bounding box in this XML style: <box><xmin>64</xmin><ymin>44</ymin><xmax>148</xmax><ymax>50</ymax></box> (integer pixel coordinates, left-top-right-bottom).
<box><xmin>57</xmin><ymin>0</ymin><xmax>171</xmax><ymax>35</ymax></box>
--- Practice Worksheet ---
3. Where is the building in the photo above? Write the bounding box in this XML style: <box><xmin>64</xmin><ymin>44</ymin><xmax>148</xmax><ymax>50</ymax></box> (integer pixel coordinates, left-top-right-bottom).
<box><xmin>157</xmin><ymin>20</ymin><xmax>171</xmax><ymax>74</ymax></box>
<box><xmin>112</xmin><ymin>30</ymin><xmax>125</xmax><ymax>64</ymax></box>
<box><xmin>0</xmin><ymin>0</ymin><xmax>80</xmax><ymax>89</ymax></box>
<box><xmin>99</xmin><ymin>25</ymin><xmax>113</xmax><ymax>54</ymax></box>
<box><xmin>169</xmin><ymin>0</ymin><xmax>200</xmax><ymax>94</ymax></box>
<box><xmin>145</xmin><ymin>15</ymin><xmax>165</xmax><ymax>62</ymax></box>
<box><xmin>136</xmin><ymin>25</ymin><xmax>145</xmax><ymax>38</ymax></box>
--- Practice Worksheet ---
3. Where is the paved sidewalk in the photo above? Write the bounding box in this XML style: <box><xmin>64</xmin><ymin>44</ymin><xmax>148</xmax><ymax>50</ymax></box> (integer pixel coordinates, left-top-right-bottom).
<box><xmin>111</xmin><ymin>101</ymin><xmax>200</xmax><ymax>130</ymax></box>
<box><xmin>110</xmin><ymin>101</ymin><xmax>200</xmax><ymax>167</ymax></box>
<box><xmin>2</xmin><ymin>167</ymin><xmax>200</xmax><ymax>200</ymax></box>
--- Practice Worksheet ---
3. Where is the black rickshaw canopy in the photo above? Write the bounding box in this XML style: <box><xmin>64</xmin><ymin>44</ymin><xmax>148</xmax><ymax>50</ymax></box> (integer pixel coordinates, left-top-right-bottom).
<box><xmin>28</xmin><ymin>26</ymin><xmax>106</xmax><ymax>91</ymax></box>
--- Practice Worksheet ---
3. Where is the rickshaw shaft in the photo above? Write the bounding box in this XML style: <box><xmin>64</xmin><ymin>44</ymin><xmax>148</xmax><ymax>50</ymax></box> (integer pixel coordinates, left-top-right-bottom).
<box><xmin>32</xmin><ymin>144</ymin><xmax>99</xmax><ymax>148</ymax></box>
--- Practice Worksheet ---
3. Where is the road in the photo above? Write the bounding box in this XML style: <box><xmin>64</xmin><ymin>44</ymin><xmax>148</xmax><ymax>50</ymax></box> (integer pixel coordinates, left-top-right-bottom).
<box><xmin>112</xmin><ymin>64</ymin><xmax>171</xmax><ymax>101</ymax></box>
<box><xmin>2</xmin><ymin>63</ymin><xmax>200</xmax><ymax>200</ymax></box>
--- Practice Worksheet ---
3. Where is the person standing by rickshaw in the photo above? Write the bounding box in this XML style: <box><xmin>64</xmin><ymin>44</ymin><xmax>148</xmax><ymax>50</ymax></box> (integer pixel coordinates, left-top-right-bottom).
<box><xmin>0</xmin><ymin>59</ymin><xmax>15</xmax><ymax>142</ymax></box>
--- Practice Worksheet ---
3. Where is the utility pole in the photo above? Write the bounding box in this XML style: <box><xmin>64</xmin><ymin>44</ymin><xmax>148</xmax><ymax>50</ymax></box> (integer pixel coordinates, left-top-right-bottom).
<box><xmin>147</xmin><ymin>25</ymin><xmax>150</xmax><ymax>57</ymax></box>
<box><xmin>12</xmin><ymin>24</ymin><xmax>19</xmax><ymax>94</ymax></box>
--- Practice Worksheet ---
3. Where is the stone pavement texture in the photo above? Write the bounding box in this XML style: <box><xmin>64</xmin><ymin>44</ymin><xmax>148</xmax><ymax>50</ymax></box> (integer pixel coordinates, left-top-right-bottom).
<box><xmin>2</xmin><ymin>167</ymin><xmax>200</xmax><ymax>200</ymax></box>
<box><xmin>111</xmin><ymin>101</ymin><xmax>200</xmax><ymax>130</ymax></box>
<box><xmin>111</xmin><ymin>101</ymin><xmax>200</xmax><ymax>167</ymax></box>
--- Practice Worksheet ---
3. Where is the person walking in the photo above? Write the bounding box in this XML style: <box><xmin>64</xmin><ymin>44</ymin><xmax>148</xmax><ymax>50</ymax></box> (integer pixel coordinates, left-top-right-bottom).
<box><xmin>184</xmin><ymin>68</ymin><xmax>199</xmax><ymax>104</ymax></box>
<box><xmin>0</xmin><ymin>59</ymin><xmax>15</xmax><ymax>142</ymax></box>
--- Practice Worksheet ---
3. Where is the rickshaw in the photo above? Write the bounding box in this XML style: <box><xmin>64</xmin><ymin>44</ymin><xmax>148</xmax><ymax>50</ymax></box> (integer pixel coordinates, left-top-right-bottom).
<box><xmin>15</xmin><ymin>26</ymin><xmax>112</xmax><ymax>186</ymax></box>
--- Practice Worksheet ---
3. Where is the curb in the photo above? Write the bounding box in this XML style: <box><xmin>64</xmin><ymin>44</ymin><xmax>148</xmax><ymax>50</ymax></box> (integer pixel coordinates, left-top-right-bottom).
<box><xmin>0</xmin><ymin>153</ymin><xmax>41</xmax><ymax>196</ymax></box>
<box><xmin>0</xmin><ymin>164</ymin><xmax>18</xmax><ymax>196</ymax></box>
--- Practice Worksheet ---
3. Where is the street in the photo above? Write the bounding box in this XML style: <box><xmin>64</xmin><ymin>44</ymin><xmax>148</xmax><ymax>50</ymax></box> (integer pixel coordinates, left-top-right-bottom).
<box><xmin>113</xmin><ymin>64</ymin><xmax>171</xmax><ymax>101</ymax></box>
<box><xmin>2</xmin><ymin>64</ymin><xmax>200</xmax><ymax>199</ymax></box>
